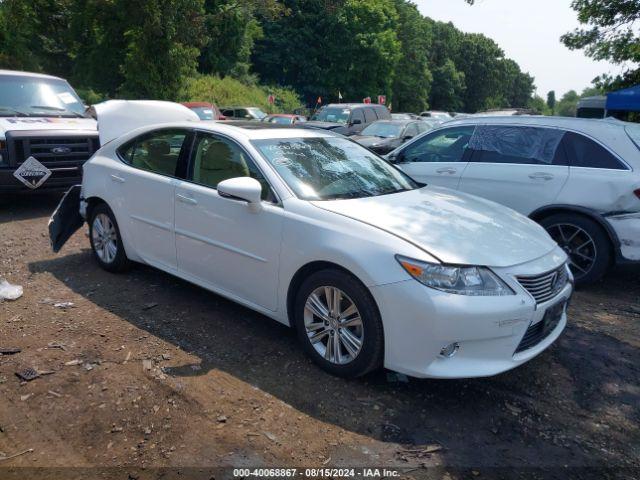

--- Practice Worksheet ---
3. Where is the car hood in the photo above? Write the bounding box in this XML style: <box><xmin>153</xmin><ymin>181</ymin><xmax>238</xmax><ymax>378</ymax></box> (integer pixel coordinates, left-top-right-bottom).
<box><xmin>352</xmin><ymin>136</ymin><xmax>397</xmax><ymax>148</ymax></box>
<box><xmin>0</xmin><ymin>117</ymin><xmax>96</xmax><ymax>136</ymax></box>
<box><xmin>302</xmin><ymin>120</ymin><xmax>347</xmax><ymax>133</ymax></box>
<box><xmin>312</xmin><ymin>186</ymin><xmax>557</xmax><ymax>267</ymax></box>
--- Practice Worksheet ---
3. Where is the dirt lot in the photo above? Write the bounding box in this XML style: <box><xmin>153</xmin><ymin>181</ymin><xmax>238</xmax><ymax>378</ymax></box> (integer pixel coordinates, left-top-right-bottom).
<box><xmin>0</xmin><ymin>193</ymin><xmax>639</xmax><ymax>479</ymax></box>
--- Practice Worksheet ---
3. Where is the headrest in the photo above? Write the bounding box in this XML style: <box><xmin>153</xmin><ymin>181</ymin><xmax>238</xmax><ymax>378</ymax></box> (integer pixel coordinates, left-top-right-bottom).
<box><xmin>202</xmin><ymin>141</ymin><xmax>233</xmax><ymax>169</ymax></box>
<box><xmin>147</xmin><ymin>140</ymin><xmax>170</xmax><ymax>157</ymax></box>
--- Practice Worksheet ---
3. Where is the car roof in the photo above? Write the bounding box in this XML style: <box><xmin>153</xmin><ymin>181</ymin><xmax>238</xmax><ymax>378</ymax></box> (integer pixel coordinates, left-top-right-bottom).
<box><xmin>443</xmin><ymin>115</ymin><xmax>629</xmax><ymax>131</ymax></box>
<box><xmin>0</xmin><ymin>69</ymin><xmax>63</xmax><ymax>81</ymax></box>
<box><xmin>323</xmin><ymin>103</ymin><xmax>387</xmax><ymax>109</ymax></box>
<box><xmin>182</xmin><ymin>102</ymin><xmax>214</xmax><ymax>108</ymax></box>
<box><xmin>368</xmin><ymin>119</ymin><xmax>414</xmax><ymax>125</ymax></box>
<box><xmin>190</xmin><ymin>121</ymin><xmax>337</xmax><ymax>140</ymax></box>
<box><xmin>265</xmin><ymin>114</ymin><xmax>297</xmax><ymax>117</ymax></box>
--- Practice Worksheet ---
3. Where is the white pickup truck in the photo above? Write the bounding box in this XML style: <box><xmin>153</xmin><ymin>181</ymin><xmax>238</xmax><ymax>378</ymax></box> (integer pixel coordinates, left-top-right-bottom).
<box><xmin>0</xmin><ymin>69</ymin><xmax>98</xmax><ymax>193</ymax></box>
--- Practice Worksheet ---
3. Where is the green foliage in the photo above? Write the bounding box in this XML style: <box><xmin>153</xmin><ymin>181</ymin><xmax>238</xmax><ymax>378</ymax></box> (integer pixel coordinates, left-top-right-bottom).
<box><xmin>0</xmin><ymin>0</ymin><xmax>535</xmax><ymax>112</ymax></box>
<box><xmin>556</xmin><ymin>90</ymin><xmax>581</xmax><ymax>117</ymax></box>
<box><xmin>547</xmin><ymin>91</ymin><xmax>556</xmax><ymax>114</ymax></box>
<box><xmin>180</xmin><ymin>75</ymin><xmax>302</xmax><ymax>112</ymax></box>
<box><xmin>391</xmin><ymin>0</ymin><xmax>432</xmax><ymax>112</ymax></box>
<box><xmin>528</xmin><ymin>95</ymin><xmax>551</xmax><ymax>115</ymax></box>
<box><xmin>252</xmin><ymin>0</ymin><xmax>401</xmax><ymax>104</ymax></box>
<box><xmin>562</xmin><ymin>0</ymin><xmax>640</xmax><ymax>89</ymax></box>
<box><xmin>119</xmin><ymin>0</ymin><xmax>205</xmax><ymax>100</ymax></box>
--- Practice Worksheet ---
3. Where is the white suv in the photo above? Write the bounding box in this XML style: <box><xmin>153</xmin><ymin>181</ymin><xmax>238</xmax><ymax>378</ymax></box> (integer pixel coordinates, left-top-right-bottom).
<box><xmin>388</xmin><ymin>116</ymin><xmax>640</xmax><ymax>284</ymax></box>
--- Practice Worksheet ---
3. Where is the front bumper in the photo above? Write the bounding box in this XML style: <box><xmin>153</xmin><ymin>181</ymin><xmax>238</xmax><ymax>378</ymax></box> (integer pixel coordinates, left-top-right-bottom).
<box><xmin>606</xmin><ymin>212</ymin><xmax>640</xmax><ymax>263</ymax></box>
<box><xmin>371</xmin><ymin>250</ymin><xmax>572</xmax><ymax>379</ymax></box>
<box><xmin>0</xmin><ymin>167</ymin><xmax>83</xmax><ymax>193</ymax></box>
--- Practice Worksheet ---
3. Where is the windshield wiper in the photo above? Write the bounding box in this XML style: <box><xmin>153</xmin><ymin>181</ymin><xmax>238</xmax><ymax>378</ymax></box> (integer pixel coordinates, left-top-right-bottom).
<box><xmin>29</xmin><ymin>105</ymin><xmax>85</xmax><ymax>118</ymax></box>
<box><xmin>0</xmin><ymin>106</ymin><xmax>28</xmax><ymax>117</ymax></box>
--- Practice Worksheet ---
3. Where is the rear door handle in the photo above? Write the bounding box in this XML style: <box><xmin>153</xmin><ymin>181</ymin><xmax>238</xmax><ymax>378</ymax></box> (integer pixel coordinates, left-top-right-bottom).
<box><xmin>176</xmin><ymin>193</ymin><xmax>198</xmax><ymax>205</ymax></box>
<box><xmin>528</xmin><ymin>172</ymin><xmax>554</xmax><ymax>181</ymax></box>
<box><xmin>110</xmin><ymin>174</ymin><xmax>125</xmax><ymax>183</ymax></box>
<box><xmin>436</xmin><ymin>167</ymin><xmax>457</xmax><ymax>175</ymax></box>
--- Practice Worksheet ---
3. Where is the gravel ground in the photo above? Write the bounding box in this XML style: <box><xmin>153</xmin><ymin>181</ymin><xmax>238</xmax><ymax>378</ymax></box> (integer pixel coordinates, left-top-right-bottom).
<box><xmin>0</xmin><ymin>193</ymin><xmax>638</xmax><ymax>480</ymax></box>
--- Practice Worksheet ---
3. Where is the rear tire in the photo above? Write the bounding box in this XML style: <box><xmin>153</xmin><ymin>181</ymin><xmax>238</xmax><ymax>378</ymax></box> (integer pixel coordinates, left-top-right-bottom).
<box><xmin>293</xmin><ymin>269</ymin><xmax>384</xmax><ymax>378</ymax></box>
<box><xmin>540</xmin><ymin>213</ymin><xmax>611</xmax><ymax>285</ymax></box>
<box><xmin>88</xmin><ymin>203</ymin><xmax>131</xmax><ymax>273</ymax></box>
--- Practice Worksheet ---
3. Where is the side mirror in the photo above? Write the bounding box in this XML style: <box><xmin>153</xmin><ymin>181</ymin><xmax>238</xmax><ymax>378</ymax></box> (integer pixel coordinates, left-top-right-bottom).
<box><xmin>387</xmin><ymin>150</ymin><xmax>405</xmax><ymax>164</ymax></box>
<box><xmin>217</xmin><ymin>177</ymin><xmax>263</xmax><ymax>212</ymax></box>
<box><xmin>350</xmin><ymin>118</ymin><xmax>362</xmax><ymax>125</ymax></box>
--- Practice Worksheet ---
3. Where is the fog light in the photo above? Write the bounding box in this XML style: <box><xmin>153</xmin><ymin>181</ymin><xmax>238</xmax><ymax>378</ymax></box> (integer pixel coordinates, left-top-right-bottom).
<box><xmin>440</xmin><ymin>342</ymin><xmax>459</xmax><ymax>358</ymax></box>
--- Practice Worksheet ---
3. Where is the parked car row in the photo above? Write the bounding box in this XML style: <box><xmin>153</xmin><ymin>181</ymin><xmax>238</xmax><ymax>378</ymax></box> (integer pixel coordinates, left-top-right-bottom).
<box><xmin>386</xmin><ymin>116</ymin><xmax>640</xmax><ymax>284</ymax></box>
<box><xmin>50</xmin><ymin>101</ymin><xmax>575</xmax><ymax>380</ymax></box>
<box><xmin>2</xmin><ymin>68</ymin><xmax>638</xmax><ymax>381</ymax></box>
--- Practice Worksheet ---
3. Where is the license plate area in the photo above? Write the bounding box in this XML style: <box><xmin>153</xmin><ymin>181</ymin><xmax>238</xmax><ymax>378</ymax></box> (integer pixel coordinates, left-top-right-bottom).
<box><xmin>514</xmin><ymin>298</ymin><xmax>567</xmax><ymax>354</ymax></box>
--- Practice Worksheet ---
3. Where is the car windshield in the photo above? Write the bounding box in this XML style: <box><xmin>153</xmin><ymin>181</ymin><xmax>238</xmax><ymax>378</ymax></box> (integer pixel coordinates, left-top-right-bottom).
<box><xmin>311</xmin><ymin>107</ymin><xmax>351</xmax><ymax>124</ymax></box>
<box><xmin>266</xmin><ymin>116</ymin><xmax>293</xmax><ymax>125</ymax></box>
<box><xmin>361</xmin><ymin>122</ymin><xmax>404</xmax><ymax>138</ymax></box>
<box><xmin>0</xmin><ymin>75</ymin><xmax>86</xmax><ymax>117</ymax></box>
<box><xmin>252</xmin><ymin>137</ymin><xmax>418</xmax><ymax>201</ymax></box>
<box><xmin>248</xmin><ymin>108</ymin><xmax>267</xmax><ymax>120</ymax></box>
<box><xmin>190</xmin><ymin>107</ymin><xmax>215</xmax><ymax>120</ymax></box>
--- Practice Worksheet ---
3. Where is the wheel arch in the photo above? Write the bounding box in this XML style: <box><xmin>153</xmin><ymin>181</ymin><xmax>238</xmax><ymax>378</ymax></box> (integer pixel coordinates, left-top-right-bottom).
<box><xmin>286</xmin><ymin>261</ymin><xmax>380</xmax><ymax>330</ymax></box>
<box><xmin>529</xmin><ymin>204</ymin><xmax>621</xmax><ymax>258</ymax></box>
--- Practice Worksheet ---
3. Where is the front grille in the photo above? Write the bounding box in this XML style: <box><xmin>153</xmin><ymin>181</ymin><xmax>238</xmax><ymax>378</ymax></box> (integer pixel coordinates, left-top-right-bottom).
<box><xmin>12</xmin><ymin>135</ymin><xmax>99</xmax><ymax>167</ymax></box>
<box><xmin>515</xmin><ymin>301</ymin><xmax>566</xmax><ymax>353</ymax></box>
<box><xmin>516</xmin><ymin>265</ymin><xmax>568</xmax><ymax>304</ymax></box>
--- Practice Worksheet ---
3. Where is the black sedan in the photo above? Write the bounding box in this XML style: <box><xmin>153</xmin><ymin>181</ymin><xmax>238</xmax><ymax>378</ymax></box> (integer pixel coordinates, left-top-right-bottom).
<box><xmin>351</xmin><ymin>120</ymin><xmax>431</xmax><ymax>155</ymax></box>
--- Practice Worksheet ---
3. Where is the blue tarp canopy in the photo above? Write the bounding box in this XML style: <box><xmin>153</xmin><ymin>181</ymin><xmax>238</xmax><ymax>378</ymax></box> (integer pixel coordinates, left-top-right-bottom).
<box><xmin>606</xmin><ymin>85</ymin><xmax>640</xmax><ymax>112</ymax></box>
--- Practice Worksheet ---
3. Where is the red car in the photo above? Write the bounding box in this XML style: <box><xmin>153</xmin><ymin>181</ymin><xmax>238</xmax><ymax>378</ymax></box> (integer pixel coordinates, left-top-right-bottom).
<box><xmin>262</xmin><ymin>113</ymin><xmax>307</xmax><ymax>125</ymax></box>
<box><xmin>181</xmin><ymin>102</ymin><xmax>226</xmax><ymax>121</ymax></box>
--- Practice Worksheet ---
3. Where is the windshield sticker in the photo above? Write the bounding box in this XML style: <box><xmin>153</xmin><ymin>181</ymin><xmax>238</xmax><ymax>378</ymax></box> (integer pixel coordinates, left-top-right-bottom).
<box><xmin>57</xmin><ymin>92</ymin><xmax>77</xmax><ymax>104</ymax></box>
<box><xmin>13</xmin><ymin>156</ymin><xmax>52</xmax><ymax>189</ymax></box>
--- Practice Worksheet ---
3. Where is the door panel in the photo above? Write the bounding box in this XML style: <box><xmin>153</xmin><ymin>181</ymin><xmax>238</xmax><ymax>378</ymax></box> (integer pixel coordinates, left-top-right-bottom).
<box><xmin>114</xmin><ymin>128</ymin><xmax>191</xmax><ymax>270</ymax></box>
<box><xmin>459</xmin><ymin>163</ymin><xmax>569</xmax><ymax>215</ymax></box>
<box><xmin>175</xmin><ymin>131</ymin><xmax>283</xmax><ymax>311</ymax></box>
<box><xmin>175</xmin><ymin>182</ymin><xmax>283</xmax><ymax>310</ymax></box>
<box><xmin>458</xmin><ymin>125</ymin><xmax>569</xmax><ymax>216</ymax></box>
<box><xmin>395</xmin><ymin>126</ymin><xmax>474</xmax><ymax>189</ymax></box>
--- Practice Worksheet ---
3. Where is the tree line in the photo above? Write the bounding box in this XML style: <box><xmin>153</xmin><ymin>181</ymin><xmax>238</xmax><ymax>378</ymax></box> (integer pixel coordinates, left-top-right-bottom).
<box><xmin>0</xmin><ymin>0</ymin><xmax>535</xmax><ymax>112</ymax></box>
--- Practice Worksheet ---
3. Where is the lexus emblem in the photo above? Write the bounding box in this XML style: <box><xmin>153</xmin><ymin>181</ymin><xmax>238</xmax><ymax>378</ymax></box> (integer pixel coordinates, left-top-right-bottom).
<box><xmin>51</xmin><ymin>146</ymin><xmax>72</xmax><ymax>155</ymax></box>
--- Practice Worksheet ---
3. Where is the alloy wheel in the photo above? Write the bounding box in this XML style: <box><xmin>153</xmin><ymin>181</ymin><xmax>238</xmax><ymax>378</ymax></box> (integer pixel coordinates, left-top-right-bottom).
<box><xmin>303</xmin><ymin>286</ymin><xmax>364</xmax><ymax>365</ymax></box>
<box><xmin>92</xmin><ymin>213</ymin><xmax>118</xmax><ymax>264</ymax></box>
<box><xmin>546</xmin><ymin>223</ymin><xmax>597</xmax><ymax>280</ymax></box>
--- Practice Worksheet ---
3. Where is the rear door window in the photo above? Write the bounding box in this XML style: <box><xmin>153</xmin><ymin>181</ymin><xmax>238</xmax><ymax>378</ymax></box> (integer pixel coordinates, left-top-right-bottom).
<box><xmin>562</xmin><ymin>131</ymin><xmax>627</xmax><ymax>170</ymax></box>
<box><xmin>350</xmin><ymin>109</ymin><xmax>365</xmax><ymax>124</ymax></box>
<box><xmin>402</xmin><ymin>126</ymin><xmax>475</xmax><ymax>163</ymax></box>
<box><xmin>469</xmin><ymin>125</ymin><xmax>567</xmax><ymax>166</ymax></box>
<box><xmin>363</xmin><ymin>108</ymin><xmax>377</xmax><ymax>124</ymax></box>
<box><xmin>119</xmin><ymin>129</ymin><xmax>190</xmax><ymax>177</ymax></box>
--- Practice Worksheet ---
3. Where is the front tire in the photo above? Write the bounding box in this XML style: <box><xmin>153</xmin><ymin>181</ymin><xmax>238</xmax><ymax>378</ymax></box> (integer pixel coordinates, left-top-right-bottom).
<box><xmin>293</xmin><ymin>269</ymin><xmax>384</xmax><ymax>378</ymax></box>
<box><xmin>89</xmin><ymin>203</ymin><xmax>131</xmax><ymax>273</ymax></box>
<box><xmin>540</xmin><ymin>213</ymin><xmax>611</xmax><ymax>285</ymax></box>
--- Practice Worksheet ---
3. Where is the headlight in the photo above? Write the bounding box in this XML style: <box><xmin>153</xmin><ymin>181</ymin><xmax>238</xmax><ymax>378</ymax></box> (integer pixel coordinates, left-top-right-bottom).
<box><xmin>396</xmin><ymin>255</ymin><xmax>515</xmax><ymax>296</ymax></box>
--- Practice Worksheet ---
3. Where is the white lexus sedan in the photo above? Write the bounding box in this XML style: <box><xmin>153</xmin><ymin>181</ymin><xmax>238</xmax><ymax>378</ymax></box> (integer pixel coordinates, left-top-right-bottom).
<box><xmin>51</xmin><ymin>101</ymin><xmax>573</xmax><ymax>379</ymax></box>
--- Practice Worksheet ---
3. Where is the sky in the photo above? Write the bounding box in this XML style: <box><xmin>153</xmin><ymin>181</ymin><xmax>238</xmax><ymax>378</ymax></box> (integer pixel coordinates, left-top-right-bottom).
<box><xmin>415</xmin><ymin>0</ymin><xmax>621</xmax><ymax>98</ymax></box>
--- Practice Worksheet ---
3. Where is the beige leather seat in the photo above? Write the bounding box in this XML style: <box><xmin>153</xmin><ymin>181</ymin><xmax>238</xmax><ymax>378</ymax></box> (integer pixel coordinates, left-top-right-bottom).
<box><xmin>195</xmin><ymin>140</ymin><xmax>250</xmax><ymax>187</ymax></box>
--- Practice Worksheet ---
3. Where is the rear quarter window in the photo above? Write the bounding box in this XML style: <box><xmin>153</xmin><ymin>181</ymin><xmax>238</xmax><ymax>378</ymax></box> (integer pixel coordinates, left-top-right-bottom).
<box><xmin>562</xmin><ymin>132</ymin><xmax>627</xmax><ymax>170</ymax></box>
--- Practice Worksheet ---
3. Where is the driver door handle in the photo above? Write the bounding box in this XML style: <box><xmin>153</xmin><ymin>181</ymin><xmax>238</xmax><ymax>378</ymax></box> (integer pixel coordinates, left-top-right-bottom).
<box><xmin>436</xmin><ymin>167</ymin><xmax>457</xmax><ymax>175</ymax></box>
<box><xmin>110</xmin><ymin>174</ymin><xmax>125</xmax><ymax>184</ymax></box>
<box><xmin>528</xmin><ymin>172</ymin><xmax>554</xmax><ymax>181</ymax></box>
<box><xmin>176</xmin><ymin>193</ymin><xmax>198</xmax><ymax>205</ymax></box>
